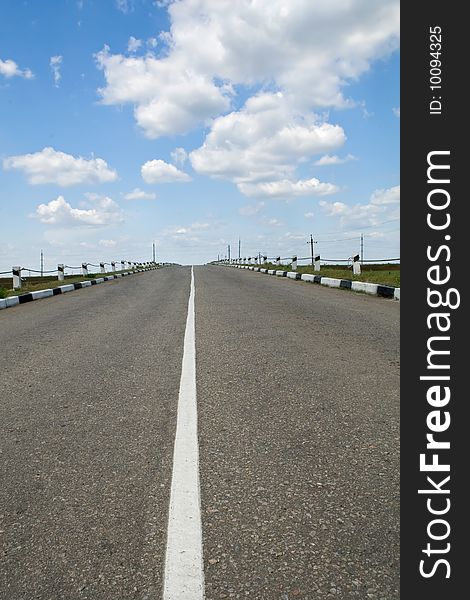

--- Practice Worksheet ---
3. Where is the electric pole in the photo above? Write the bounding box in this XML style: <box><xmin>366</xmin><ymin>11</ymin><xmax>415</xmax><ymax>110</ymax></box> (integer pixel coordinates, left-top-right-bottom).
<box><xmin>309</xmin><ymin>234</ymin><xmax>315</xmax><ymax>268</ymax></box>
<box><xmin>228</xmin><ymin>244</ymin><xmax>231</xmax><ymax>262</ymax></box>
<box><xmin>360</xmin><ymin>233</ymin><xmax>364</xmax><ymax>265</ymax></box>
<box><xmin>238</xmin><ymin>238</ymin><xmax>241</xmax><ymax>260</ymax></box>
<box><xmin>40</xmin><ymin>249</ymin><xmax>44</xmax><ymax>277</ymax></box>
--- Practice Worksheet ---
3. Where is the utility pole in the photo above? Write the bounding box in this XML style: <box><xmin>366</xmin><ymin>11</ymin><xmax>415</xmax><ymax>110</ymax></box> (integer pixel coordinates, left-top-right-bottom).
<box><xmin>309</xmin><ymin>234</ymin><xmax>315</xmax><ymax>268</ymax></box>
<box><xmin>40</xmin><ymin>249</ymin><xmax>44</xmax><ymax>277</ymax></box>
<box><xmin>360</xmin><ymin>233</ymin><xmax>364</xmax><ymax>265</ymax></box>
<box><xmin>238</xmin><ymin>238</ymin><xmax>241</xmax><ymax>260</ymax></box>
<box><xmin>228</xmin><ymin>244</ymin><xmax>231</xmax><ymax>262</ymax></box>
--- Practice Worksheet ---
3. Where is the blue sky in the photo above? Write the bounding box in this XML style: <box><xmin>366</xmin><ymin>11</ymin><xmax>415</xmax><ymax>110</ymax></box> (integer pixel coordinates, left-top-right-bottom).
<box><xmin>1</xmin><ymin>0</ymin><xmax>399</xmax><ymax>269</ymax></box>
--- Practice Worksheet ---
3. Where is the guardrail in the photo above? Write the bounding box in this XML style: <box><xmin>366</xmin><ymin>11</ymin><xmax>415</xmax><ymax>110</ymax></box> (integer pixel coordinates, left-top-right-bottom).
<box><xmin>1</xmin><ymin>260</ymin><xmax>159</xmax><ymax>290</ymax></box>
<box><xmin>212</xmin><ymin>255</ymin><xmax>400</xmax><ymax>275</ymax></box>
<box><xmin>222</xmin><ymin>263</ymin><xmax>400</xmax><ymax>301</ymax></box>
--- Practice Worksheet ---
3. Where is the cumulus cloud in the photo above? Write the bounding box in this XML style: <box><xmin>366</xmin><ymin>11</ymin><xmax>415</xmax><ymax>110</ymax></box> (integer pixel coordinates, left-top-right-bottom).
<box><xmin>370</xmin><ymin>185</ymin><xmax>400</xmax><ymax>205</ymax></box>
<box><xmin>3</xmin><ymin>147</ymin><xmax>118</xmax><ymax>186</ymax></box>
<box><xmin>96</xmin><ymin>0</ymin><xmax>398</xmax><ymax>137</ymax></box>
<box><xmin>127</xmin><ymin>36</ymin><xmax>142</xmax><ymax>53</ymax></box>
<box><xmin>95</xmin><ymin>45</ymin><xmax>231</xmax><ymax>138</ymax></box>
<box><xmin>319</xmin><ymin>185</ymin><xmax>400</xmax><ymax>227</ymax></box>
<box><xmin>141</xmin><ymin>159</ymin><xmax>191</xmax><ymax>183</ymax></box>
<box><xmin>393</xmin><ymin>106</ymin><xmax>400</xmax><ymax>118</ymax></box>
<box><xmin>238</xmin><ymin>177</ymin><xmax>339</xmax><ymax>199</ymax></box>
<box><xmin>124</xmin><ymin>187</ymin><xmax>157</xmax><ymax>200</ymax></box>
<box><xmin>35</xmin><ymin>194</ymin><xmax>123</xmax><ymax>226</ymax></box>
<box><xmin>0</xmin><ymin>58</ymin><xmax>33</xmax><ymax>79</ymax></box>
<box><xmin>304</xmin><ymin>212</ymin><xmax>315</xmax><ymax>219</ymax></box>
<box><xmin>165</xmin><ymin>0</ymin><xmax>398</xmax><ymax>109</ymax></box>
<box><xmin>50</xmin><ymin>55</ymin><xmax>63</xmax><ymax>87</ymax></box>
<box><xmin>94</xmin><ymin>1</ymin><xmax>398</xmax><ymax>195</ymax></box>
<box><xmin>314</xmin><ymin>154</ymin><xmax>357</xmax><ymax>166</ymax></box>
<box><xmin>190</xmin><ymin>92</ymin><xmax>345</xmax><ymax>187</ymax></box>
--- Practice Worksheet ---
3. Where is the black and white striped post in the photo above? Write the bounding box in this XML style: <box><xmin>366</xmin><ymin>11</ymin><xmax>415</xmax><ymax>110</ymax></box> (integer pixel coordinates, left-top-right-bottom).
<box><xmin>314</xmin><ymin>255</ymin><xmax>321</xmax><ymax>272</ymax></box>
<box><xmin>58</xmin><ymin>264</ymin><xmax>65</xmax><ymax>281</ymax></box>
<box><xmin>352</xmin><ymin>253</ymin><xmax>361</xmax><ymax>275</ymax></box>
<box><xmin>82</xmin><ymin>262</ymin><xmax>88</xmax><ymax>277</ymax></box>
<box><xmin>276</xmin><ymin>256</ymin><xmax>281</xmax><ymax>267</ymax></box>
<box><xmin>291</xmin><ymin>255</ymin><xmax>297</xmax><ymax>271</ymax></box>
<box><xmin>100</xmin><ymin>262</ymin><xmax>106</xmax><ymax>274</ymax></box>
<box><xmin>111</xmin><ymin>261</ymin><xmax>116</xmax><ymax>272</ymax></box>
<box><xmin>12</xmin><ymin>266</ymin><xmax>21</xmax><ymax>289</ymax></box>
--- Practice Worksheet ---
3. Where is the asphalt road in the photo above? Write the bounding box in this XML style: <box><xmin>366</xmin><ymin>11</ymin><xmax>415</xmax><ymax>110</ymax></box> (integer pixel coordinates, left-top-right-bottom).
<box><xmin>0</xmin><ymin>266</ymin><xmax>399</xmax><ymax>599</ymax></box>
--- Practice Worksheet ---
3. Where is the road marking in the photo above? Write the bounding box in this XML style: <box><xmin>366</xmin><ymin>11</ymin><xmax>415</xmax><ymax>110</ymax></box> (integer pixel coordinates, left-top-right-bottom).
<box><xmin>163</xmin><ymin>266</ymin><xmax>204</xmax><ymax>599</ymax></box>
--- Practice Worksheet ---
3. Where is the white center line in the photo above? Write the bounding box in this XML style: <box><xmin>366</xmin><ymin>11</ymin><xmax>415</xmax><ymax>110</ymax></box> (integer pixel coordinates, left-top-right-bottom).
<box><xmin>163</xmin><ymin>266</ymin><xmax>204</xmax><ymax>599</ymax></box>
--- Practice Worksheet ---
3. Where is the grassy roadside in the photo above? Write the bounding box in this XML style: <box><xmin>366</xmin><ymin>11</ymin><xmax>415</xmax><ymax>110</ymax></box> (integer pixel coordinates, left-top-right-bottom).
<box><xmin>0</xmin><ymin>270</ymin><xmax>143</xmax><ymax>299</ymax></box>
<box><xmin>240</xmin><ymin>263</ymin><xmax>400</xmax><ymax>287</ymax></box>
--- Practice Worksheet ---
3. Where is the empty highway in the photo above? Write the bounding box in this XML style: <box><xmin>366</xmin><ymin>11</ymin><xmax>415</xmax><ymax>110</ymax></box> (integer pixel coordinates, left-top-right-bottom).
<box><xmin>0</xmin><ymin>266</ymin><xmax>399</xmax><ymax>600</ymax></box>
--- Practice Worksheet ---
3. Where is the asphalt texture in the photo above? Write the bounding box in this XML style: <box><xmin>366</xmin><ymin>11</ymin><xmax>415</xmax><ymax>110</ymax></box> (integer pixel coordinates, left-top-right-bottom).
<box><xmin>195</xmin><ymin>267</ymin><xmax>399</xmax><ymax>600</ymax></box>
<box><xmin>0</xmin><ymin>268</ymin><xmax>191</xmax><ymax>600</ymax></box>
<box><xmin>0</xmin><ymin>265</ymin><xmax>399</xmax><ymax>600</ymax></box>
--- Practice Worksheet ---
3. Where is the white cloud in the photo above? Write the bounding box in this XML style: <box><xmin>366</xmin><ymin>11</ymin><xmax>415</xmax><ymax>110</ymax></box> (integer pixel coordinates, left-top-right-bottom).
<box><xmin>99</xmin><ymin>239</ymin><xmax>117</xmax><ymax>247</ymax></box>
<box><xmin>171</xmin><ymin>147</ymin><xmax>188</xmax><ymax>166</ymax></box>
<box><xmin>0</xmin><ymin>58</ymin><xmax>33</xmax><ymax>79</ymax></box>
<box><xmin>370</xmin><ymin>185</ymin><xmax>400</xmax><ymax>205</ymax></box>
<box><xmin>3</xmin><ymin>147</ymin><xmax>118</xmax><ymax>186</ymax></box>
<box><xmin>393</xmin><ymin>106</ymin><xmax>400</xmax><ymax>118</ymax></box>
<box><xmin>35</xmin><ymin>194</ymin><xmax>123</xmax><ymax>226</ymax></box>
<box><xmin>95</xmin><ymin>45</ymin><xmax>231</xmax><ymax>138</ymax></box>
<box><xmin>115</xmin><ymin>0</ymin><xmax>133</xmax><ymax>13</ymax></box>
<box><xmin>127</xmin><ymin>36</ymin><xmax>142</xmax><ymax>53</ymax></box>
<box><xmin>319</xmin><ymin>185</ymin><xmax>400</xmax><ymax>227</ymax></box>
<box><xmin>238</xmin><ymin>177</ymin><xmax>339</xmax><ymax>199</ymax></box>
<box><xmin>141</xmin><ymin>159</ymin><xmax>191</xmax><ymax>183</ymax></box>
<box><xmin>96</xmin><ymin>1</ymin><xmax>398</xmax><ymax>138</ymax></box>
<box><xmin>314</xmin><ymin>153</ymin><xmax>357</xmax><ymax>166</ymax></box>
<box><xmin>124</xmin><ymin>187</ymin><xmax>157</xmax><ymax>200</ymax></box>
<box><xmin>168</xmin><ymin>0</ymin><xmax>398</xmax><ymax>109</ymax></box>
<box><xmin>190</xmin><ymin>92</ymin><xmax>345</xmax><ymax>188</ymax></box>
<box><xmin>267</xmin><ymin>218</ymin><xmax>283</xmax><ymax>226</ymax></box>
<box><xmin>50</xmin><ymin>55</ymin><xmax>62</xmax><ymax>87</ymax></box>
<box><xmin>304</xmin><ymin>212</ymin><xmax>315</xmax><ymax>219</ymax></box>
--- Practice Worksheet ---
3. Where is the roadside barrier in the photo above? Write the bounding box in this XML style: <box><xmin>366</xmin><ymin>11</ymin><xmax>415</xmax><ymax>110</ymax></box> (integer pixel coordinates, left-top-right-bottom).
<box><xmin>0</xmin><ymin>260</ymin><xmax>157</xmax><ymax>290</ymax></box>
<box><xmin>218</xmin><ymin>263</ymin><xmax>400</xmax><ymax>301</ymax></box>
<box><xmin>0</xmin><ymin>264</ymin><xmax>160</xmax><ymax>311</ymax></box>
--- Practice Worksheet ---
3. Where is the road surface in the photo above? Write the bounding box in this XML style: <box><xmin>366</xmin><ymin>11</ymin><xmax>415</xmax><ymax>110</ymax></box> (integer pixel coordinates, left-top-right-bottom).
<box><xmin>0</xmin><ymin>266</ymin><xmax>399</xmax><ymax>599</ymax></box>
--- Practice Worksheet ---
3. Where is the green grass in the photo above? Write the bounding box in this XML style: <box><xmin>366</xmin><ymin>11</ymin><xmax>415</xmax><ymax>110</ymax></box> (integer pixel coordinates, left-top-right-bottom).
<box><xmin>242</xmin><ymin>262</ymin><xmax>400</xmax><ymax>287</ymax></box>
